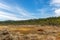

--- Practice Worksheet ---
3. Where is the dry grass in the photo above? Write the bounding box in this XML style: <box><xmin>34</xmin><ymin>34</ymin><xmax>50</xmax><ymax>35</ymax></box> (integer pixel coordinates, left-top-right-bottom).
<box><xmin>0</xmin><ymin>25</ymin><xmax>60</xmax><ymax>40</ymax></box>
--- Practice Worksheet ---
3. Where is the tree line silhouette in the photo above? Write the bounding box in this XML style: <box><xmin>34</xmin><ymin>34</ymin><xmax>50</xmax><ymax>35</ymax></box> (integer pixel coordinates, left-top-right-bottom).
<box><xmin>0</xmin><ymin>17</ymin><xmax>60</xmax><ymax>26</ymax></box>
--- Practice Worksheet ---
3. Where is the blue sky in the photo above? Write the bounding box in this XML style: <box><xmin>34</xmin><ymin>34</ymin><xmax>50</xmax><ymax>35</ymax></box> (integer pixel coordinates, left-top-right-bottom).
<box><xmin>0</xmin><ymin>0</ymin><xmax>60</xmax><ymax>21</ymax></box>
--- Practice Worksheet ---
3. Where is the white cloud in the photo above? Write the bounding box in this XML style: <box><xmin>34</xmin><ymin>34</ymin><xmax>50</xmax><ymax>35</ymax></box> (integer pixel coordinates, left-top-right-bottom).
<box><xmin>51</xmin><ymin>0</ymin><xmax>60</xmax><ymax>4</ymax></box>
<box><xmin>0</xmin><ymin>2</ymin><xmax>32</xmax><ymax>17</ymax></box>
<box><xmin>0</xmin><ymin>11</ymin><xmax>23</xmax><ymax>20</ymax></box>
<box><xmin>54</xmin><ymin>9</ymin><xmax>60</xmax><ymax>16</ymax></box>
<box><xmin>50</xmin><ymin>0</ymin><xmax>60</xmax><ymax>16</ymax></box>
<box><xmin>0</xmin><ymin>3</ymin><xmax>9</xmax><ymax>8</ymax></box>
<box><xmin>50</xmin><ymin>0</ymin><xmax>60</xmax><ymax>6</ymax></box>
<box><xmin>0</xmin><ymin>3</ymin><xmax>11</xmax><ymax>10</ymax></box>
<box><xmin>0</xmin><ymin>3</ymin><xmax>21</xmax><ymax>20</ymax></box>
<box><xmin>0</xmin><ymin>2</ymin><xmax>35</xmax><ymax>20</ymax></box>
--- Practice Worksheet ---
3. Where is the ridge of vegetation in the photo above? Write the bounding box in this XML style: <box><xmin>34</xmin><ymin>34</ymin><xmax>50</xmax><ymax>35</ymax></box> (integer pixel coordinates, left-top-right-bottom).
<box><xmin>0</xmin><ymin>17</ymin><xmax>60</xmax><ymax>26</ymax></box>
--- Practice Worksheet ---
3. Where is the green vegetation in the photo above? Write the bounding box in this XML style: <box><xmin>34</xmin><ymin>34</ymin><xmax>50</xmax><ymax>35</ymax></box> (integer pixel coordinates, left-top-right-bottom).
<box><xmin>0</xmin><ymin>17</ymin><xmax>60</xmax><ymax>26</ymax></box>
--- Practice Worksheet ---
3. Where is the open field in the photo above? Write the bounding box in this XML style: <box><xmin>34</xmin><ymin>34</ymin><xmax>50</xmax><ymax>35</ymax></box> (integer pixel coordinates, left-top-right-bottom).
<box><xmin>0</xmin><ymin>25</ymin><xmax>60</xmax><ymax>40</ymax></box>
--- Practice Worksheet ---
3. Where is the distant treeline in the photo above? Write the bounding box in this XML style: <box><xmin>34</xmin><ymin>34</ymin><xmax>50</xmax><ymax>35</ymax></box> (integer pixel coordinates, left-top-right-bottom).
<box><xmin>0</xmin><ymin>17</ymin><xmax>60</xmax><ymax>26</ymax></box>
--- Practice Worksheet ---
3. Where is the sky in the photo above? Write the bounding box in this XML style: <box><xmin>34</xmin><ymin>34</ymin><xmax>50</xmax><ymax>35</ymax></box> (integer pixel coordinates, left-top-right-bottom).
<box><xmin>0</xmin><ymin>0</ymin><xmax>60</xmax><ymax>21</ymax></box>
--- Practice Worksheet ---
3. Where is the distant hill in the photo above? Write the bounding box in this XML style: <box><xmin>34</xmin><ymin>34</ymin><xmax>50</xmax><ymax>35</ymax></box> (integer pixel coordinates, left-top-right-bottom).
<box><xmin>0</xmin><ymin>17</ymin><xmax>60</xmax><ymax>26</ymax></box>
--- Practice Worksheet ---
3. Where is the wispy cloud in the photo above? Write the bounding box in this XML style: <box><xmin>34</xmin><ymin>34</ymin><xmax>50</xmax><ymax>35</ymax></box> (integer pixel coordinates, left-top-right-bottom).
<box><xmin>0</xmin><ymin>11</ymin><xmax>25</xmax><ymax>20</ymax></box>
<box><xmin>0</xmin><ymin>1</ymin><xmax>35</xmax><ymax>20</ymax></box>
<box><xmin>0</xmin><ymin>3</ymin><xmax>21</xmax><ymax>20</ymax></box>
<box><xmin>0</xmin><ymin>3</ymin><xmax>11</xmax><ymax>11</ymax></box>
<box><xmin>16</xmin><ymin>7</ymin><xmax>31</xmax><ymax>16</ymax></box>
